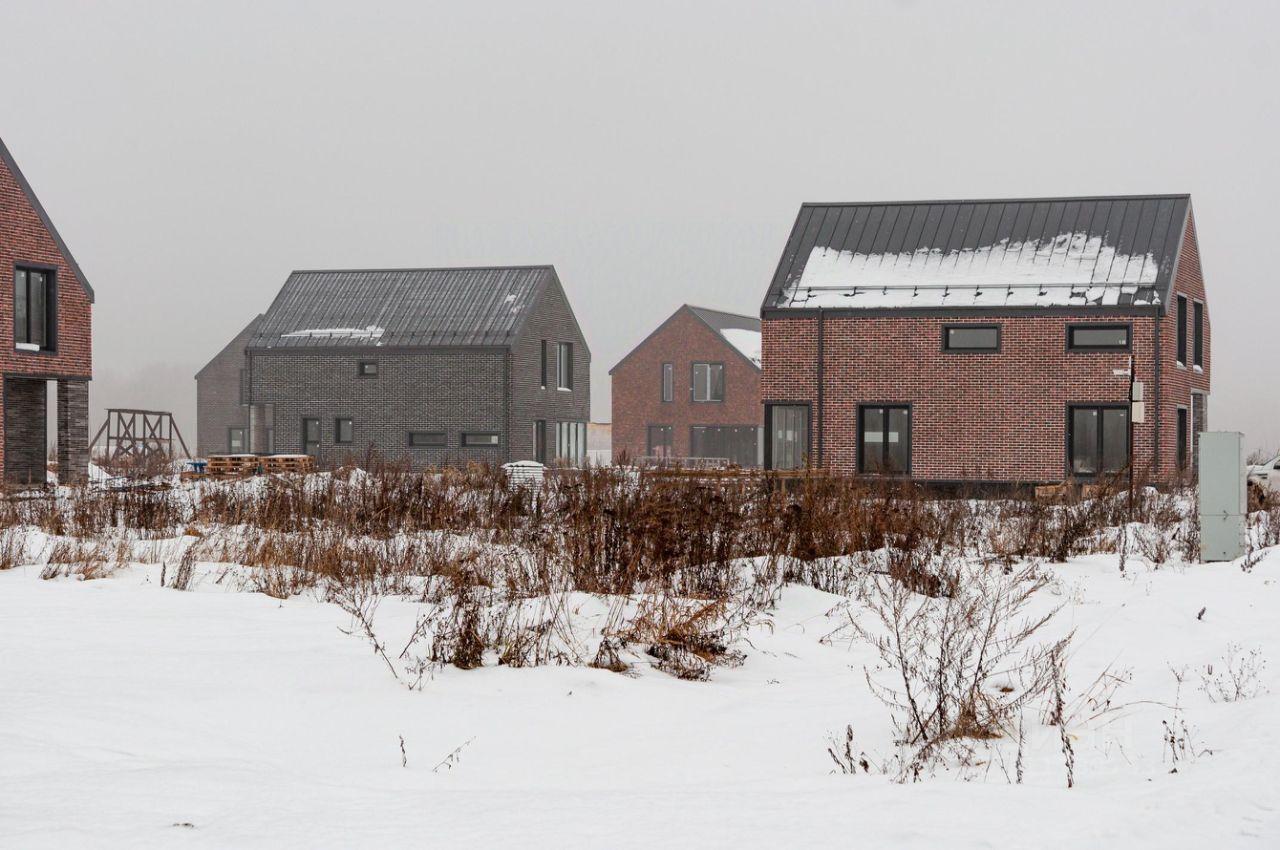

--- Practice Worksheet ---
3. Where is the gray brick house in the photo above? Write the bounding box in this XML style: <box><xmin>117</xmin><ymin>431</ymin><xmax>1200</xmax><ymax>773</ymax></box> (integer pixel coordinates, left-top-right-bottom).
<box><xmin>197</xmin><ymin>266</ymin><xmax>590</xmax><ymax>466</ymax></box>
<box><xmin>195</xmin><ymin>314</ymin><xmax>261</xmax><ymax>456</ymax></box>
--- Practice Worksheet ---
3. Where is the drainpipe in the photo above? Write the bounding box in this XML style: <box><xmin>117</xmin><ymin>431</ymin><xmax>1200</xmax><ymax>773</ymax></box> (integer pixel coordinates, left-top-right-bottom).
<box><xmin>1153</xmin><ymin>310</ymin><xmax>1162</xmax><ymax>478</ymax></box>
<box><xmin>816</xmin><ymin>309</ymin><xmax>825</xmax><ymax>468</ymax></box>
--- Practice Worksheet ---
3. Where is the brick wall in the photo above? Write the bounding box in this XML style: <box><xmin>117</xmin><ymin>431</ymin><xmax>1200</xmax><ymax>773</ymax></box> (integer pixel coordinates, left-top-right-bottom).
<box><xmin>56</xmin><ymin>379</ymin><xmax>89</xmax><ymax>484</ymax></box>
<box><xmin>611</xmin><ymin>307</ymin><xmax>762</xmax><ymax>462</ymax></box>
<box><xmin>508</xmin><ymin>275</ymin><xmax>591</xmax><ymax>461</ymax></box>
<box><xmin>248</xmin><ymin>347</ymin><xmax>509</xmax><ymax>466</ymax></box>
<box><xmin>0</xmin><ymin>150</ymin><xmax>94</xmax><ymax>482</ymax></box>
<box><xmin>195</xmin><ymin>317</ymin><xmax>259</xmax><ymax>456</ymax></box>
<box><xmin>761</xmin><ymin>212</ymin><xmax>1210</xmax><ymax>484</ymax></box>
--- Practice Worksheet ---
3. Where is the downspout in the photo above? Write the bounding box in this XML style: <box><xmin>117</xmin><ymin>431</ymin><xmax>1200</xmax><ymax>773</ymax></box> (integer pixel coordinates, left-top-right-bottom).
<box><xmin>1153</xmin><ymin>309</ymin><xmax>1162</xmax><ymax>477</ymax></box>
<box><xmin>816</xmin><ymin>309</ymin><xmax>825</xmax><ymax>468</ymax></box>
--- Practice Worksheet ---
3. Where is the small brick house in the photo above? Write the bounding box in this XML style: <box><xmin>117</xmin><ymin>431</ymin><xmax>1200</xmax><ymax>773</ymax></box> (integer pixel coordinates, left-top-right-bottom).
<box><xmin>199</xmin><ymin>265</ymin><xmax>590</xmax><ymax>466</ymax></box>
<box><xmin>610</xmin><ymin>305</ymin><xmax>762</xmax><ymax>465</ymax></box>
<box><xmin>760</xmin><ymin>195</ymin><xmax>1209</xmax><ymax>484</ymax></box>
<box><xmin>0</xmin><ymin>136</ymin><xmax>92</xmax><ymax>485</ymax></box>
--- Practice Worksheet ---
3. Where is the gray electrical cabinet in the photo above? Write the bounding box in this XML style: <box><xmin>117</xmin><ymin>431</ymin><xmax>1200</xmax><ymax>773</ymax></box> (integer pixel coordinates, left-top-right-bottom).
<box><xmin>1198</xmin><ymin>431</ymin><xmax>1246</xmax><ymax>562</ymax></box>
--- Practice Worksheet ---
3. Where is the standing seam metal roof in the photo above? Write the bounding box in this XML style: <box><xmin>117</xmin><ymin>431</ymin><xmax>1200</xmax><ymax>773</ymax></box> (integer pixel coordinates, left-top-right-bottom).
<box><xmin>248</xmin><ymin>266</ymin><xmax>555</xmax><ymax>349</ymax></box>
<box><xmin>763</xmin><ymin>195</ymin><xmax>1191</xmax><ymax>312</ymax></box>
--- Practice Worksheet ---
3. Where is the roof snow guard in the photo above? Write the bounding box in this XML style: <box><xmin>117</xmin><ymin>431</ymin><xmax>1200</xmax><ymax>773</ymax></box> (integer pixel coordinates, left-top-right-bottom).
<box><xmin>250</xmin><ymin>266</ymin><xmax>555</xmax><ymax>349</ymax></box>
<box><xmin>764</xmin><ymin>195</ymin><xmax>1191</xmax><ymax>314</ymax></box>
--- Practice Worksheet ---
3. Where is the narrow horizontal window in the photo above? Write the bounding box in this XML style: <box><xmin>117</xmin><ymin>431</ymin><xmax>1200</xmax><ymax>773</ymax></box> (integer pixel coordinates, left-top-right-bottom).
<box><xmin>358</xmin><ymin>361</ymin><xmax>379</xmax><ymax>377</ymax></box>
<box><xmin>462</xmin><ymin>432</ymin><xmax>500</xmax><ymax>447</ymax></box>
<box><xmin>408</xmin><ymin>431</ymin><xmax>446</xmax><ymax>447</ymax></box>
<box><xmin>944</xmin><ymin>325</ymin><xmax>1000</xmax><ymax>352</ymax></box>
<box><xmin>1068</xmin><ymin>325</ymin><xmax>1129</xmax><ymax>350</ymax></box>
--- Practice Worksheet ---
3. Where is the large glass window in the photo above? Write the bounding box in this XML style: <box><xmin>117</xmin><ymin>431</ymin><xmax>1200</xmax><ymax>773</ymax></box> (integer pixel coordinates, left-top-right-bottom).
<box><xmin>1176</xmin><ymin>296</ymin><xmax>1188</xmax><ymax>364</ymax></box>
<box><xmin>1193</xmin><ymin>301</ymin><xmax>1204</xmax><ymax>367</ymax></box>
<box><xmin>14</xmin><ymin>267</ymin><xmax>53</xmax><ymax>351</ymax></box>
<box><xmin>859</xmin><ymin>405</ymin><xmax>911</xmax><ymax>474</ymax></box>
<box><xmin>1069</xmin><ymin>406</ymin><xmax>1129</xmax><ymax>475</ymax></box>
<box><xmin>228</xmin><ymin>428</ymin><xmax>246</xmax><ymax>453</ymax></box>
<box><xmin>557</xmin><ymin>342</ymin><xmax>574</xmax><ymax>390</ymax></box>
<box><xmin>768</xmin><ymin>405</ymin><xmax>809</xmax><ymax>470</ymax></box>
<box><xmin>944</xmin><ymin>325</ymin><xmax>1000</xmax><ymax>352</ymax></box>
<box><xmin>661</xmin><ymin>362</ymin><xmax>674</xmax><ymax>402</ymax></box>
<box><xmin>690</xmin><ymin>425</ymin><xmax>759</xmax><ymax>467</ymax></box>
<box><xmin>647</xmin><ymin>425</ymin><xmax>673</xmax><ymax>459</ymax></box>
<box><xmin>555</xmin><ymin>421</ymin><xmax>587</xmax><ymax>464</ymax></box>
<box><xmin>691</xmin><ymin>362</ymin><xmax>724</xmax><ymax>402</ymax></box>
<box><xmin>1068</xmin><ymin>325</ymin><xmax>1129</xmax><ymax>350</ymax></box>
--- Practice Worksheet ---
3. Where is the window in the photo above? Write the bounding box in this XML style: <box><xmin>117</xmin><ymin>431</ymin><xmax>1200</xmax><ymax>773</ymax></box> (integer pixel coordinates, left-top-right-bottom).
<box><xmin>859</xmin><ymin>405</ymin><xmax>911</xmax><ymax>474</ymax></box>
<box><xmin>335</xmin><ymin>418</ymin><xmax>354</xmax><ymax>444</ymax></box>
<box><xmin>767</xmin><ymin>405</ymin><xmax>809</xmax><ymax>470</ymax></box>
<box><xmin>358</xmin><ymin>361</ymin><xmax>378</xmax><ymax>377</ymax></box>
<box><xmin>1068</xmin><ymin>325</ymin><xmax>1130</xmax><ymax>351</ymax></box>
<box><xmin>408</xmin><ymin>431</ymin><xmax>446</xmax><ymax>447</ymax></box>
<box><xmin>691</xmin><ymin>362</ymin><xmax>724</xmax><ymax>402</ymax></box>
<box><xmin>1177</xmin><ymin>407</ymin><xmax>1188</xmax><ymax>470</ymax></box>
<box><xmin>228</xmin><ymin>428</ymin><xmax>247</xmax><ymax>453</ymax></box>
<box><xmin>1068</xmin><ymin>406</ymin><xmax>1129</xmax><ymax>476</ymax></box>
<box><xmin>647</xmin><ymin>425</ymin><xmax>673</xmax><ymax>459</ymax></box>
<box><xmin>690</xmin><ymin>425</ymin><xmax>760</xmax><ymax>467</ymax></box>
<box><xmin>943</xmin><ymin>325</ymin><xmax>1000</xmax><ymax>352</ymax></box>
<box><xmin>555</xmin><ymin>421</ymin><xmax>587</xmax><ymax>464</ymax></box>
<box><xmin>534</xmin><ymin>420</ymin><xmax>547</xmax><ymax>463</ymax></box>
<box><xmin>462</xmin><ymin>432</ymin><xmax>500</xmax><ymax>447</ymax></box>
<box><xmin>661</xmin><ymin>362</ymin><xmax>674</xmax><ymax>402</ymax></box>
<box><xmin>557</xmin><ymin>342</ymin><xmax>573</xmax><ymax>390</ymax></box>
<box><xmin>1193</xmin><ymin>301</ymin><xmax>1204</xmax><ymax>367</ymax></box>
<box><xmin>14</xmin><ymin>267</ymin><xmax>54</xmax><ymax>351</ymax></box>
<box><xmin>540</xmin><ymin>340</ymin><xmax>548</xmax><ymax>388</ymax></box>
<box><xmin>1176</xmin><ymin>296</ymin><xmax>1188</xmax><ymax>364</ymax></box>
<box><xmin>302</xmin><ymin>418</ymin><xmax>321</xmax><ymax>457</ymax></box>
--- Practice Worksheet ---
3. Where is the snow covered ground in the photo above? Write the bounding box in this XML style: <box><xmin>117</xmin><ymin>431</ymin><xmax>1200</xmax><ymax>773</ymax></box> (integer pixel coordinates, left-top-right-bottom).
<box><xmin>3</xmin><ymin>539</ymin><xmax>1279</xmax><ymax>848</ymax></box>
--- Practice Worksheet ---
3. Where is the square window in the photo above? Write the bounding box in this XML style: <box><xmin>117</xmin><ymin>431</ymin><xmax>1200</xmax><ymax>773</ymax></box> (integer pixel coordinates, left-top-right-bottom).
<box><xmin>228</xmin><ymin>428</ymin><xmax>247</xmax><ymax>453</ymax></box>
<box><xmin>358</xmin><ymin>361</ymin><xmax>379</xmax><ymax>377</ymax></box>
<box><xmin>692</xmin><ymin>362</ymin><xmax>724</xmax><ymax>402</ymax></box>
<box><xmin>859</xmin><ymin>405</ymin><xmax>911</xmax><ymax>474</ymax></box>
<box><xmin>1069</xmin><ymin>406</ymin><xmax>1129</xmax><ymax>475</ymax></box>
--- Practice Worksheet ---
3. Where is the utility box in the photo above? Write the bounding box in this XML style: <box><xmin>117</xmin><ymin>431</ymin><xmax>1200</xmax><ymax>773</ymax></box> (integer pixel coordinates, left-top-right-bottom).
<box><xmin>1198</xmin><ymin>431</ymin><xmax>1246</xmax><ymax>562</ymax></box>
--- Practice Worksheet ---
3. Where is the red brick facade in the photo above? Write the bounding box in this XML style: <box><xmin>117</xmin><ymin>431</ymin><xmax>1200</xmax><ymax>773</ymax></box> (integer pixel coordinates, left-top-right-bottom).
<box><xmin>0</xmin><ymin>141</ymin><xmax>94</xmax><ymax>482</ymax></box>
<box><xmin>762</xmin><ymin>214</ymin><xmax>1209</xmax><ymax>484</ymax></box>
<box><xmin>611</xmin><ymin>306</ymin><xmax>761</xmax><ymax>463</ymax></box>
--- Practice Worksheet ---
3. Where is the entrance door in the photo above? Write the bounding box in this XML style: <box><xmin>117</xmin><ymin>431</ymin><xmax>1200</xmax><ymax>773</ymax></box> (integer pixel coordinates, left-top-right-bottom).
<box><xmin>767</xmin><ymin>405</ymin><xmax>809</xmax><ymax>470</ymax></box>
<box><xmin>302</xmin><ymin>418</ymin><xmax>321</xmax><ymax>457</ymax></box>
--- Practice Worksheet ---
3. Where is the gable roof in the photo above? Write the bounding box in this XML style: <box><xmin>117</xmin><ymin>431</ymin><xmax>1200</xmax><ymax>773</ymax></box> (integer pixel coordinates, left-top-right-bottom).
<box><xmin>196</xmin><ymin>314</ymin><xmax>263</xmax><ymax>379</ymax></box>
<box><xmin>609</xmin><ymin>304</ymin><xmax>761</xmax><ymax>374</ymax></box>
<box><xmin>763</xmin><ymin>195</ymin><xmax>1191</xmax><ymax>314</ymax></box>
<box><xmin>0</xmin><ymin>135</ymin><xmax>94</xmax><ymax>302</ymax></box>
<box><xmin>248</xmin><ymin>266</ymin><xmax>557</xmax><ymax>350</ymax></box>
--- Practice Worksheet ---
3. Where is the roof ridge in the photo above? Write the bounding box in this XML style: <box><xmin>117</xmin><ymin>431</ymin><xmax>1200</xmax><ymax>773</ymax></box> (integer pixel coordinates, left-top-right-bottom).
<box><xmin>289</xmin><ymin>264</ymin><xmax>556</xmax><ymax>275</ymax></box>
<box><xmin>799</xmin><ymin>193</ymin><xmax>1191</xmax><ymax>209</ymax></box>
<box><xmin>684</xmin><ymin>304</ymin><xmax>760</xmax><ymax>323</ymax></box>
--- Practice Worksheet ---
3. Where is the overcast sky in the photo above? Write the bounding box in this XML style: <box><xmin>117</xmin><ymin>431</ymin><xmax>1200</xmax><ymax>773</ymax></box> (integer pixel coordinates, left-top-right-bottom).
<box><xmin>3</xmin><ymin>0</ymin><xmax>1277</xmax><ymax>451</ymax></box>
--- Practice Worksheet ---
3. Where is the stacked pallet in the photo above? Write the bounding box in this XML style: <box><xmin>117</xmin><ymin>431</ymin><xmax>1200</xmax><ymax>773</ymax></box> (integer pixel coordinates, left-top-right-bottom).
<box><xmin>261</xmin><ymin>455</ymin><xmax>314</xmax><ymax>475</ymax></box>
<box><xmin>206</xmin><ymin>455</ymin><xmax>260</xmax><ymax>477</ymax></box>
<box><xmin>201</xmin><ymin>454</ymin><xmax>314</xmax><ymax>477</ymax></box>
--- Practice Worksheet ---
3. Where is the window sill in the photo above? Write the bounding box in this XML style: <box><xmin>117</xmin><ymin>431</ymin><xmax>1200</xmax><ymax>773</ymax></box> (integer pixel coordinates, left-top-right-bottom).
<box><xmin>1193</xmin><ymin>365</ymin><xmax>1204</xmax><ymax>373</ymax></box>
<box><xmin>14</xmin><ymin>344</ymin><xmax>56</xmax><ymax>355</ymax></box>
<box><xmin>557</xmin><ymin>387</ymin><xmax>573</xmax><ymax>393</ymax></box>
<box><xmin>1176</xmin><ymin>362</ymin><xmax>1186</xmax><ymax>370</ymax></box>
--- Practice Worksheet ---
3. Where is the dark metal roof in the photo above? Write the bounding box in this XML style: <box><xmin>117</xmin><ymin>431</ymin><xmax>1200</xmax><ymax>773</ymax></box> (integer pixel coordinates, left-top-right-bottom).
<box><xmin>0</xmin><ymin>135</ymin><xmax>94</xmax><ymax>302</ymax></box>
<box><xmin>762</xmin><ymin>195</ymin><xmax>1191</xmax><ymax>314</ymax></box>
<box><xmin>248</xmin><ymin>266</ymin><xmax>556</xmax><ymax>349</ymax></box>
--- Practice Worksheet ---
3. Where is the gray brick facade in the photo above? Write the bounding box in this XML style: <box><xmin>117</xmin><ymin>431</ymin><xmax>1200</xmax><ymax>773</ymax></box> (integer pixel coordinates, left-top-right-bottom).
<box><xmin>213</xmin><ymin>267</ymin><xmax>591</xmax><ymax>467</ymax></box>
<box><xmin>195</xmin><ymin>316</ymin><xmax>260</xmax><ymax>456</ymax></box>
<box><xmin>4</xmin><ymin>378</ymin><xmax>47</xmax><ymax>485</ymax></box>
<box><xmin>56</xmin><ymin>379</ymin><xmax>89</xmax><ymax>485</ymax></box>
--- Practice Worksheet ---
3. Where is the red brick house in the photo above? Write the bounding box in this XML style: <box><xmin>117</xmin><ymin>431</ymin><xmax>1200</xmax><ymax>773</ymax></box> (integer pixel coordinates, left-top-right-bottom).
<box><xmin>761</xmin><ymin>195</ymin><xmax>1209</xmax><ymax>485</ymax></box>
<box><xmin>0</xmin><ymin>136</ymin><xmax>93</xmax><ymax>485</ymax></box>
<box><xmin>611</xmin><ymin>305</ymin><xmax>762</xmax><ymax>466</ymax></box>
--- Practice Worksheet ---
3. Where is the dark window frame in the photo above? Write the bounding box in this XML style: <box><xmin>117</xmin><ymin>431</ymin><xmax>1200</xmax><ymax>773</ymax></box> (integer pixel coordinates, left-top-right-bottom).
<box><xmin>462</xmin><ymin>432</ymin><xmax>501</xmax><ymax>447</ymax></box>
<box><xmin>334</xmin><ymin>417</ymin><xmax>354</xmax><ymax>445</ymax></box>
<box><xmin>1192</xmin><ymin>300</ymin><xmax>1204</xmax><ymax>367</ymax></box>
<box><xmin>1065</xmin><ymin>404</ymin><xmax>1130</xmax><ymax>478</ymax></box>
<box><xmin>534</xmin><ymin>420</ymin><xmax>547</xmax><ymax>463</ymax></box>
<box><xmin>539</xmin><ymin>340</ymin><xmax>548</xmax><ymax>389</ymax></box>
<box><xmin>942</xmin><ymin>324</ymin><xmax>1001</xmax><ymax>353</ymax></box>
<box><xmin>1176</xmin><ymin>295</ymin><xmax>1188</xmax><ymax>365</ymax></box>
<box><xmin>227</xmin><ymin>427</ymin><xmax>247</xmax><ymax>453</ymax></box>
<box><xmin>301</xmin><ymin>417</ymin><xmax>321</xmax><ymax>457</ymax></box>
<box><xmin>661</xmin><ymin>362</ymin><xmax>674</xmax><ymax>403</ymax></box>
<box><xmin>646</xmin><ymin>424</ymin><xmax>674</xmax><ymax>458</ymax></box>
<box><xmin>408</xmin><ymin>431</ymin><xmax>446</xmax><ymax>447</ymax></box>
<box><xmin>357</xmin><ymin>361</ymin><xmax>379</xmax><ymax>378</ymax></box>
<box><xmin>1176</xmin><ymin>406</ymin><xmax>1189</xmax><ymax>470</ymax></box>
<box><xmin>691</xmin><ymin>361</ymin><xmax>725</xmax><ymax>403</ymax></box>
<box><xmin>13</xmin><ymin>263</ymin><xmax>58</xmax><ymax>353</ymax></box>
<box><xmin>764</xmin><ymin>402</ymin><xmax>811</xmax><ymax>471</ymax></box>
<box><xmin>857</xmin><ymin>403</ymin><xmax>913</xmax><ymax>475</ymax></box>
<box><xmin>556</xmin><ymin>342</ymin><xmax>573</xmax><ymax>390</ymax></box>
<box><xmin>1066</xmin><ymin>323</ymin><xmax>1131</xmax><ymax>352</ymax></box>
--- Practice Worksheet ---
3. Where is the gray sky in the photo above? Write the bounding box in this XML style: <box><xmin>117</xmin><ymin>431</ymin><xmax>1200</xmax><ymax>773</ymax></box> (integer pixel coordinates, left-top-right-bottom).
<box><xmin>3</xmin><ymin>0</ymin><xmax>1278</xmax><ymax>451</ymax></box>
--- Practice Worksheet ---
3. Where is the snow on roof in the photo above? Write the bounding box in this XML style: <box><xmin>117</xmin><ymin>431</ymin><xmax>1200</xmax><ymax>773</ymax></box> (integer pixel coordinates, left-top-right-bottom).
<box><xmin>780</xmin><ymin>233</ymin><xmax>1162</xmax><ymax>309</ymax></box>
<box><xmin>281</xmin><ymin>326</ymin><xmax>386</xmax><ymax>341</ymax></box>
<box><xmin>719</xmin><ymin>327</ymin><xmax>762</xmax><ymax>366</ymax></box>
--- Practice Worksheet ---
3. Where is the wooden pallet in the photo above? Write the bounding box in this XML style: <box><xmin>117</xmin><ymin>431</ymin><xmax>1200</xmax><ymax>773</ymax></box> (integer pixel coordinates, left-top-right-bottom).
<box><xmin>261</xmin><ymin>454</ymin><xmax>314</xmax><ymax>475</ymax></box>
<box><xmin>205</xmin><ymin>454</ymin><xmax>260</xmax><ymax>477</ymax></box>
<box><xmin>202</xmin><ymin>454</ymin><xmax>315</xmax><ymax>477</ymax></box>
